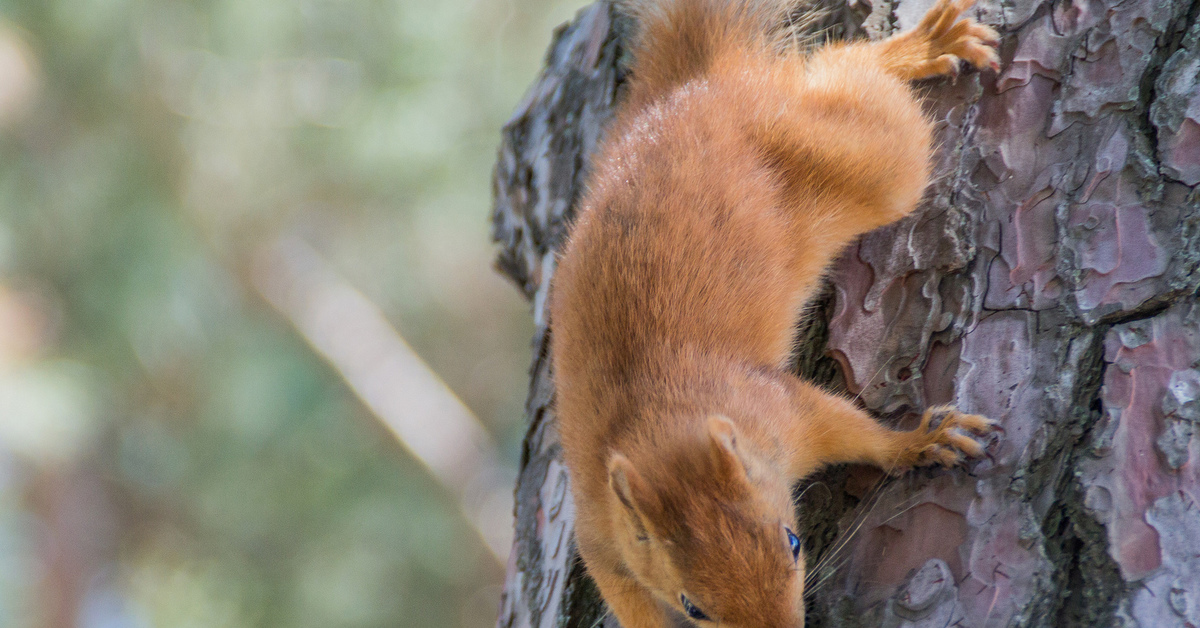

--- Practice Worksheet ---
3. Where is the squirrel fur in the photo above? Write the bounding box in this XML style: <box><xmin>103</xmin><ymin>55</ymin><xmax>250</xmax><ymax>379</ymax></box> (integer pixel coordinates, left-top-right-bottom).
<box><xmin>549</xmin><ymin>0</ymin><xmax>1002</xmax><ymax>625</ymax></box>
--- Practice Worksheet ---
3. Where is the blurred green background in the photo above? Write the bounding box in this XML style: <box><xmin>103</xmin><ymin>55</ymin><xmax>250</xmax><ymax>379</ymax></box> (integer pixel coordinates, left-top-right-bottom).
<box><xmin>0</xmin><ymin>0</ymin><xmax>585</xmax><ymax>625</ymax></box>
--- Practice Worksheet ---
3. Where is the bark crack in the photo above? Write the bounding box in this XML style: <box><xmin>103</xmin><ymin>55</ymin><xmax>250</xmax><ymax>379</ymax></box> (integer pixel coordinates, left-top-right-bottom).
<box><xmin>1135</xmin><ymin>0</ymin><xmax>1200</xmax><ymax>182</ymax></box>
<box><xmin>1029</xmin><ymin>327</ymin><xmax>1125</xmax><ymax>626</ymax></box>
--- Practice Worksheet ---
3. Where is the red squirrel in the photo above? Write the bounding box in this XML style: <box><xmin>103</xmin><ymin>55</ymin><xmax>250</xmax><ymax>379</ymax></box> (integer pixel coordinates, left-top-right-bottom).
<box><xmin>549</xmin><ymin>0</ymin><xmax>1001</xmax><ymax>625</ymax></box>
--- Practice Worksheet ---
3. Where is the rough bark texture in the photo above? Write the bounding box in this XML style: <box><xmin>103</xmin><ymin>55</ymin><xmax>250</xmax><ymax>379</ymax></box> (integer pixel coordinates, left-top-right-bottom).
<box><xmin>491</xmin><ymin>1</ymin><xmax>1200</xmax><ymax>626</ymax></box>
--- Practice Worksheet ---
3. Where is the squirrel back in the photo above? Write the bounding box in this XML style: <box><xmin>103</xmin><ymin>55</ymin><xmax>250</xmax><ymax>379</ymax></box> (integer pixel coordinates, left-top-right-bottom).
<box><xmin>618</xmin><ymin>0</ymin><xmax>827</xmax><ymax>106</ymax></box>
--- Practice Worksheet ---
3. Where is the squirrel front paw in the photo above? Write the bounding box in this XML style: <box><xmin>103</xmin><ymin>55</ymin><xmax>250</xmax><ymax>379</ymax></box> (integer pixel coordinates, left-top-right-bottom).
<box><xmin>892</xmin><ymin>405</ymin><xmax>999</xmax><ymax>472</ymax></box>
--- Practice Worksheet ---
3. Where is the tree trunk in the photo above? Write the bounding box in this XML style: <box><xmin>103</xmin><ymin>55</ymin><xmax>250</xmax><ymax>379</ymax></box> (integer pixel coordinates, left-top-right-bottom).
<box><xmin>490</xmin><ymin>1</ymin><xmax>1200</xmax><ymax>626</ymax></box>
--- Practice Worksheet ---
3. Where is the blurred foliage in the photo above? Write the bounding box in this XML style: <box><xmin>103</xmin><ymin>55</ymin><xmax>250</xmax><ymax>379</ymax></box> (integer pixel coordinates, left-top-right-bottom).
<box><xmin>0</xmin><ymin>0</ymin><xmax>584</xmax><ymax>626</ymax></box>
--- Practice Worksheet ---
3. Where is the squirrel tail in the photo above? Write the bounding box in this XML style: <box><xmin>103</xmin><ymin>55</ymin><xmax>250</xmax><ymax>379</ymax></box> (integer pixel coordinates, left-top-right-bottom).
<box><xmin>617</xmin><ymin>0</ymin><xmax>831</xmax><ymax>98</ymax></box>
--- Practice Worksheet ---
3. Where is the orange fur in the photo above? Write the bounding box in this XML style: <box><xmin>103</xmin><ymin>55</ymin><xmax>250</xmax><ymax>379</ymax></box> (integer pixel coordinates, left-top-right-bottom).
<box><xmin>549</xmin><ymin>1</ymin><xmax>1001</xmax><ymax>626</ymax></box>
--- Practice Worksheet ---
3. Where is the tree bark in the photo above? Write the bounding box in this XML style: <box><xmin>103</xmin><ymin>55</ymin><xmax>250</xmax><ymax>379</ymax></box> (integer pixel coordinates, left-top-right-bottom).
<box><xmin>491</xmin><ymin>1</ymin><xmax>1200</xmax><ymax>626</ymax></box>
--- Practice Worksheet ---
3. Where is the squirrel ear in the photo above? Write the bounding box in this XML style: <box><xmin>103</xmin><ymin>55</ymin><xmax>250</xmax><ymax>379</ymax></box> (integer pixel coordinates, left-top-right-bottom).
<box><xmin>707</xmin><ymin>415</ymin><xmax>749</xmax><ymax>483</ymax></box>
<box><xmin>608</xmin><ymin>453</ymin><xmax>657</xmax><ymax>536</ymax></box>
<box><xmin>609</xmin><ymin>453</ymin><xmax>646</xmax><ymax>512</ymax></box>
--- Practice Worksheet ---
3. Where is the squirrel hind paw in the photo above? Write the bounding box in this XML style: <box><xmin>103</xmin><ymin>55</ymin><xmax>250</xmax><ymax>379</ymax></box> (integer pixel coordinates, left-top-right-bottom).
<box><xmin>894</xmin><ymin>0</ymin><xmax>1002</xmax><ymax>80</ymax></box>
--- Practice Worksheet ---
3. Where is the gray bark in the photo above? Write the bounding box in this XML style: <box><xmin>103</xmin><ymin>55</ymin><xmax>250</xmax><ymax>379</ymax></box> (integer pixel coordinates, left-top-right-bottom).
<box><xmin>491</xmin><ymin>1</ymin><xmax>1200</xmax><ymax>626</ymax></box>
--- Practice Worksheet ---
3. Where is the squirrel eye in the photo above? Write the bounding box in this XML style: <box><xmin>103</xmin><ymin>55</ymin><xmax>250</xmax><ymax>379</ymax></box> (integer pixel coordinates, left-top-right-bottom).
<box><xmin>680</xmin><ymin>594</ymin><xmax>710</xmax><ymax>621</ymax></box>
<box><xmin>786</xmin><ymin>528</ymin><xmax>801</xmax><ymax>561</ymax></box>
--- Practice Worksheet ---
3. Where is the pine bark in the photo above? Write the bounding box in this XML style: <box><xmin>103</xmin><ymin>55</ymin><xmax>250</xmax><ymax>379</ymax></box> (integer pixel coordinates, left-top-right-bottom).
<box><xmin>490</xmin><ymin>1</ymin><xmax>1200</xmax><ymax>626</ymax></box>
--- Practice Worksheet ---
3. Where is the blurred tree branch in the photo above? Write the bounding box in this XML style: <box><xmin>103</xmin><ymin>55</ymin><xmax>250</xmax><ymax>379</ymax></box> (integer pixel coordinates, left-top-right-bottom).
<box><xmin>251</xmin><ymin>235</ymin><xmax>513</xmax><ymax>566</ymax></box>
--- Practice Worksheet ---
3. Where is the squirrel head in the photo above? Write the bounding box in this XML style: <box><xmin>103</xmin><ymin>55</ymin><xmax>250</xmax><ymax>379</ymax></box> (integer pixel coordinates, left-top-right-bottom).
<box><xmin>606</xmin><ymin>415</ymin><xmax>806</xmax><ymax>627</ymax></box>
